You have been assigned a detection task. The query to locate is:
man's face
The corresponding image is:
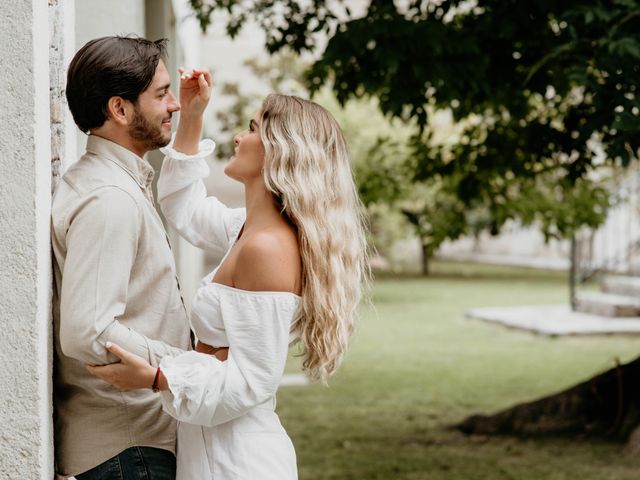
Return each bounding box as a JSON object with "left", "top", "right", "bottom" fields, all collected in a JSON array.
[{"left": 128, "top": 60, "right": 180, "bottom": 152}]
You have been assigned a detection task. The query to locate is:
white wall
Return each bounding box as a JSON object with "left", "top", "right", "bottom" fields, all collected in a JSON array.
[
  {"left": 0, "top": 0, "right": 56, "bottom": 477},
  {"left": 73, "top": 0, "right": 146, "bottom": 159},
  {"left": 437, "top": 223, "right": 571, "bottom": 270},
  {"left": 75, "top": 0, "right": 145, "bottom": 43}
]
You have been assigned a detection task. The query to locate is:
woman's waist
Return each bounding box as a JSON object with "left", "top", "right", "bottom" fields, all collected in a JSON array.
[
  {"left": 190, "top": 313, "right": 227, "bottom": 346},
  {"left": 180, "top": 397, "right": 281, "bottom": 437},
  {"left": 214, "top": 398, "right": 284, "bottom": 435}
]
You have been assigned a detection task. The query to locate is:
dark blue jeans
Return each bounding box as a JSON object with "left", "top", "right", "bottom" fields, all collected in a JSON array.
[{"left": 75, "top": 446, "right": 176, "bottom": 480}]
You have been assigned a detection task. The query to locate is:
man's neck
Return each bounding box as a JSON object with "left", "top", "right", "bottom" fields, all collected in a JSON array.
[{"left": 89, "top": 129, "right": 148, "bottom": 159}]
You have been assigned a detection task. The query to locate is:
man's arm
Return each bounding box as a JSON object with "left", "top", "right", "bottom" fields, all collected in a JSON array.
[{"left": 59, "top": 186, "right": 183, "bottom": 366}]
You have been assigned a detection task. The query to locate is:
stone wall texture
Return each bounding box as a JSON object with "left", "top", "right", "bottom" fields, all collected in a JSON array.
[
  {"left": 0, "top": 0, "right": 55, "bottom": 477},
  {"left": 0, "top": 2, "right": 192, "bottom": 476}
]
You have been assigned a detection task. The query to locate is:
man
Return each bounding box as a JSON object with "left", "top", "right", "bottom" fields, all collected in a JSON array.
[{"left": 52, "top": 36, "right": 191, "bottom": 479}]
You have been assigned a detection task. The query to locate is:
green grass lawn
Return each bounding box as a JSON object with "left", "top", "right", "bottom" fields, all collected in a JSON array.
[{"left": 278, "top": 261, "right": 640, "bottom": 480}]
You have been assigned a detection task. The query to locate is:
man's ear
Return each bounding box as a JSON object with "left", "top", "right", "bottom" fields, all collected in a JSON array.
[{"left": 106, "top": 96, "right": 135, "bottom": 126}]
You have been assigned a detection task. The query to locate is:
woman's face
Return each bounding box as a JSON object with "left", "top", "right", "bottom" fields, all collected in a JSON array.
[{"left": 225, "top": 111, "right": 265, "bottom": 183}]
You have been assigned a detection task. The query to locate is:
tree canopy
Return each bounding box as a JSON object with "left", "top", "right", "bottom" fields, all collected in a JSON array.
[
  {"left": 190, "top": 0, "right": 639, "bottom": 257},
  {"left": 311, "top": 1, "right": 639, "bottom": 227}
]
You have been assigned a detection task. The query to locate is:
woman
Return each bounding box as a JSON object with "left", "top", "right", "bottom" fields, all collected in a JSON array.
[{"left": 87, "top": 68, "right": 368, "bottom": 479}]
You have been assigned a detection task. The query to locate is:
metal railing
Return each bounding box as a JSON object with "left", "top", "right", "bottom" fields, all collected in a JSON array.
[{"left": 570, "top": 162, "right": 640, "bottom": 309}]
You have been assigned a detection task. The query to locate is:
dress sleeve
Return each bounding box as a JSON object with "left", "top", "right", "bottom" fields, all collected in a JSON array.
[
  {"left": 158, "top": 139, "right": 245, "bottom": 255},
  {"left": 159, "top": 288, "right": 299, "bottom": 427}
]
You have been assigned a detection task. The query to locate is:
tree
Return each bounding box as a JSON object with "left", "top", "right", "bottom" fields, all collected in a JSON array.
[
  {"left": 355, "top": 133, "right": 471, "bottom": 275},
  {"left": 309, "top": 0, "right": 638, "bottom": 240},
  {"left": 189, "top": 0, "right": 634, "bottom": 261},
  {"left": 456, "top": 357, "right": 640, "bottom": 452}
]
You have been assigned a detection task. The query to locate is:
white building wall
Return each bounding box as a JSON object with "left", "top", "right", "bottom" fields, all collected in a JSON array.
[
  {"left": 437, "top": 224, "right": 571, "bottom": 270},
  {"left": 75, "top": 0, "right": 145, "bottom": 42},
  {"left": 73, "top": 0, "right": 146, "bottom": 158},
  {"left": 0, "top": 0, "right": 56, "bottom": 477}
]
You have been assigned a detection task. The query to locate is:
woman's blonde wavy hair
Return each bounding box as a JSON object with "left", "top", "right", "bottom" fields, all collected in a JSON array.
[{"left": 258, "top": 94, "right": 369, "bottom": 383}]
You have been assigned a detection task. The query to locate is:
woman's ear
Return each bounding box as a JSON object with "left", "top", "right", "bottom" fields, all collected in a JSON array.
[{"left": 106, "top": 96, "right": 134, "bottom": 126}]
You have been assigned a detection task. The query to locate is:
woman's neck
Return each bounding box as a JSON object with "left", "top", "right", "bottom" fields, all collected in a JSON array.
[{"left": 242, "top": 179, "right": 283, "bottom": 232}]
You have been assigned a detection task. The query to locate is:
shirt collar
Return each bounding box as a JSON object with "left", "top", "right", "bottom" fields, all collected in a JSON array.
[{"left": 85, "top": 135, "right": 155, "bottom": 190}]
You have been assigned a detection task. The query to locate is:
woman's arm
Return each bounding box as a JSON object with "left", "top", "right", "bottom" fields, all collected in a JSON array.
[
  {"left": 173, "top": 68, "right": 209, "bottom": 155},
  {"left": 157, "top": 68, "right": 245, "bottom": 254},
  {"left": 85, "top": 341, "right": 228, "bottom": 391}
]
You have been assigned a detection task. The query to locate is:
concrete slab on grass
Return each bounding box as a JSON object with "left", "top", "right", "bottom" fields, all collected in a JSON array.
[{"left": 466, "top": 304, "right": 640, "bottom": 336}]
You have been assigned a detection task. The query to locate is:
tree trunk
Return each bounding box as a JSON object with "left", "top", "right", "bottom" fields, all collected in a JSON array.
[
  {"left": 455, "top": 357, "right": 640, "bottom": 447},
  {"left": 569, "top": 235, "right": 577, "bottom": 310},
  {"left": 421, "top": 243, "right": 430, "bottom": 276}
]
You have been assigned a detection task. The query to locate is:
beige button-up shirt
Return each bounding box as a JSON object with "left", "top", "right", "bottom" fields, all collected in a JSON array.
[{"left": 51, "top": 135, "right": 191, "bottom": 476}]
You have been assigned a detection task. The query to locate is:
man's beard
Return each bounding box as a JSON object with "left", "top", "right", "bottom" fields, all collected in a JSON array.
[{"left": 128, "top": 106, "right": 171, "bottom": 151}]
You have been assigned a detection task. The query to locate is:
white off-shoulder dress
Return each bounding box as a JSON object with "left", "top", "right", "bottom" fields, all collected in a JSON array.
[{"left": 157, "top": 140, "right": 300, "bottom": 480}]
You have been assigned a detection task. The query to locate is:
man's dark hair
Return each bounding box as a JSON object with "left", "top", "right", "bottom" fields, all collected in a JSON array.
[{"left": 66, "top": 36, "right": 168, "bottom": 133}]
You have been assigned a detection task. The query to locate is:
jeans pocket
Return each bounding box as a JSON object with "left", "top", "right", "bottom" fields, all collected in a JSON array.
[
  {"left": 75, "top": 455, "right": 122, "bottom": 480},
  {"left": 137, "top": 447, "right": 176, "bottom": 480},
  {"left": 76, "top": 447, "right": 175, "bottom": 480}
]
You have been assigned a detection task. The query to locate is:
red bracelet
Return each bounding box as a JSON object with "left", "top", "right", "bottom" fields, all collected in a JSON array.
[{"left": 152, "top": 367, "right": 162, "bottom": 393}]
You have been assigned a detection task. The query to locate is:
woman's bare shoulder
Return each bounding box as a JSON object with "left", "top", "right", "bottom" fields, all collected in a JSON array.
[{"left": 233, "top": 226, "right": 301, "bottom": 293}]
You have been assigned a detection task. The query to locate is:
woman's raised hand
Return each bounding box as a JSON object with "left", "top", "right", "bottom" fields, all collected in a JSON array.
[
  {"left": 173, "top": 68, "right": 212, "bottom": 155},
  {"left": 178, "top": 67, "right": 212, "bottom": 118},
  {"left": 85, "top": 342, "right": 157, "bottom": 391}
]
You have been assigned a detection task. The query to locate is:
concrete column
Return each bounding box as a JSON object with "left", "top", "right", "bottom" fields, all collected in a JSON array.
[{"left": 0, "top": 0, "right": 55, "bottom": 477}]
